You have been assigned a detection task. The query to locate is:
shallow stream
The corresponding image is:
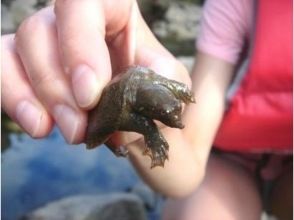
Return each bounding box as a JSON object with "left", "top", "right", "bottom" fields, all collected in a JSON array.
[{"left": 2, "top": 127, "right": 161, "bottom": 220}]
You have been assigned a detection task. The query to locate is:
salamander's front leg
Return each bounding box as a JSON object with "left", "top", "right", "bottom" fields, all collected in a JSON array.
[
  {"left": 119, "top": 113, "right": 169, "bottom": 168},
  {"left": 156, "top": 79, "right": 195, "bottom": 104},
  {"left": 143, "top": 130, "right": 169, "bottom": 168},
  {"left": 166, "top": 80, "right": 196, "bottom": 104}
]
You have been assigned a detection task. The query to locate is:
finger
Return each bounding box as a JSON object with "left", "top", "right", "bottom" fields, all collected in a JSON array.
[
  {"left": 54, "top": 0, "right": 110, "bottom": 108},
  {"left": 15, "top": 7, "right": 87, "bottom": 144},
  {"left": 54, "top": 0, "right": 136, "bottom": 108},
  {"left": 1, "top": 34, "right": 53, "bottom": 138}
]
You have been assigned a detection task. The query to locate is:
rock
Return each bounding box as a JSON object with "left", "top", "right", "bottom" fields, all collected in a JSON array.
[
  {"left": 10, "top": 0, "right": 38, "bottom": 27},
  {"left": 130, "top": 183, "right": 158, "bottom": 210},
  {"left": 261, "top": 212, "right": 278, "bottom": 220},
  {"left": 1, "top": 4, "right": 15, "bottom": 34},
  {"left": 151, "top": 2, "right": 202, "bottom": 56},
  {"left": 153, "top": 2, "right": 202, "bottom": 41},
  {"left": 1, "top": 0, "right": 52, "bottom": 33},
  {"left": 138, "top": 0, "right": 169, "bottom": 26},
  {"left": 2, "top": 0, "right": 14, "bottom": 7},
  {"left": 85, "top": 195, "right": 147, "bottom": 220},
  {"left": 21, "top": 193, "right": 147, "bottom": 220}
]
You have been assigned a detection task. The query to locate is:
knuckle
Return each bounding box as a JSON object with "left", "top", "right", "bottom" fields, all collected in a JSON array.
[
  {"left": 15, "top": 14, "right": 46, "bottom": 44},
  {"left": 33, "top": 74, "right": 66, "bottom": 106},
  {"left": 54, "top": 0, "right": 71, "bottom": 15},
  {"left": 30, "top": 71, "right": 56, "bottom": 91},
  {"left": 18, "top": 15, "right": 43, "bottom": 33}
]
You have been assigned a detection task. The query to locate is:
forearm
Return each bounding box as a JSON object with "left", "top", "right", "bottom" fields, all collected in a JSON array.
[{"left": 127, "top": 128, "right": 205, "bottom": 198}]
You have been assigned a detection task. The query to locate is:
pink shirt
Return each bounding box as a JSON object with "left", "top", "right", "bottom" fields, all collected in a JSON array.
[{"left": 197, "top": 0, "right": 254, "bottom": 64}]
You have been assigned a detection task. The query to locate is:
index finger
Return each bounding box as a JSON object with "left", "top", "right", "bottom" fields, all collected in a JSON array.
[
  {"left": 54, "top": 0, "right": 110, "bottom": 109},
  {"left": 54, "top": 0, "right": 136, "bottom": 109}
]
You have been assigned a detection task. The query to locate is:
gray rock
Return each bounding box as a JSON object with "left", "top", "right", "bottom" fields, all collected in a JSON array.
[
  {"left": 85, "top": 195, "right": 147, "bottom": 220},
  {"left": 22, "top": 193, "right": 147, "bottom": 220},
  {"left": 10, "top": 0, "right": 38, "bottom": 27},
  {"left": 1, "top": 0, "right": 52, "bottom": 33},
  {"left": 151, "top": 2, "right": 202, "bottom": 56},
  {"left": 138, "top": 0, "right": 169, "bottom": 25},
  {"left": 130, "top": 183, "right": 157, "bottom": 210},
  {"left": 153, "top": 2, "right": 202, "bottom": 41},
  {"left": 261, "top": 212, "right": 278, "bottom": 220},
  {"left": 1, "top": 4, "right": 16, "bottom": 34}
]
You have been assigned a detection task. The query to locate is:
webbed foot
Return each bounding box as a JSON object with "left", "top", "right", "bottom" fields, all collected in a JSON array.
[{"left": 144, "top": 132, "right": 169, "bottom": 168}]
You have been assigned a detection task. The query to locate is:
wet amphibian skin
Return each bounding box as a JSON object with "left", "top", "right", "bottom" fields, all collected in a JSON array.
[{"left": 85, "top": 66, "right": 195, "bottom": 168}]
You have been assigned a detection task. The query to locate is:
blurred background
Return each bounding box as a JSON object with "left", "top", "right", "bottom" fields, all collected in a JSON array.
[{"left": 1, "top": 0, "right": 203, "bottom": 220}]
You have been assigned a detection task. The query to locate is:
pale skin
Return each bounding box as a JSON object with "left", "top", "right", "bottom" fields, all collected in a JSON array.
[{"left": 1, "top": 0, "right": 291, "bottom": 219}]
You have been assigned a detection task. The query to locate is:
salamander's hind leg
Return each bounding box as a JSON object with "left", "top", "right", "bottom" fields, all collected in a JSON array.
[{"left": 119, "top": 113, "right": 169, "bottom": 168}]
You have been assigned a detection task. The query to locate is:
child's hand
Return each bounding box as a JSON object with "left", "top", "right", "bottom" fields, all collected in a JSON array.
[{"left": 1, "top": 0, "right": 190, "bottom": 144}]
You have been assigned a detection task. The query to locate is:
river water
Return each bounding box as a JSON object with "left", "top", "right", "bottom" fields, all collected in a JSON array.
[{"left": 2, "top": 128, "right": 162, "bottom": 220}]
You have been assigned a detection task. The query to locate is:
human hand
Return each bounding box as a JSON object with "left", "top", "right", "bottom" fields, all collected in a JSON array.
[{"left": 1, "top": 0, "right": 191, "bottom": 145}]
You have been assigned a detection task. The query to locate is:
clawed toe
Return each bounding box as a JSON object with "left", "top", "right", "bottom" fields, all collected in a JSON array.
[
  {"left": 143, "top": 147, "right": 152, "bottom": 158},
  {"left": 143, "top": 144, "right": 169, "bottom": 168},
  {"left": 183, "top": 92, "right": 196, "bottom": 104},
  {"left": 165, "top": 80, "right": 195, "bottom": 104},
  {"left": 179, "top": 89, "right": 196, "bottom": 104}
]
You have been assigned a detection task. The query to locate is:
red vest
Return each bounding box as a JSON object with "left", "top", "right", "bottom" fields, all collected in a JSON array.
[{"left": 214, "top": 0, "right": 293, "bottom": 153}]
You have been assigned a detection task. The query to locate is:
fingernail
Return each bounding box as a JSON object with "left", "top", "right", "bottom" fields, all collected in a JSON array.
[
  {"left": 16, "top": 100, "right": 42, "bottom": 137},
  {"left": 53, "top": 104, "right": 79, "bottom": 144},
  {"left": 72, "top": 65, "right": 99, "bottom": 108}
]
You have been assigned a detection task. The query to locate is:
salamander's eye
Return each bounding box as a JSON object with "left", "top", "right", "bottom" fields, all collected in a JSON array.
[{"left": 160, "top": 110, "right": 166, "bottom": 115}]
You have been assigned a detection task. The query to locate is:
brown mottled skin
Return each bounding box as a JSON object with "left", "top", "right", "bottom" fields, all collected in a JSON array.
[{"left": 85, "top": 66, "right": 195, "bottom": 168}]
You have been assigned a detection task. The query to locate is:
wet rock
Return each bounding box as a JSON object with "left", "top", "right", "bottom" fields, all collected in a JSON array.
[{"left": 22, "top": 193, "right": 147, "bottom": 220}]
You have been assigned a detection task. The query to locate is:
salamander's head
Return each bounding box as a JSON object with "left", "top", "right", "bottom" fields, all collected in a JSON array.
[{"left": 135, "top": 85, "right": 184, "bottom": 129}]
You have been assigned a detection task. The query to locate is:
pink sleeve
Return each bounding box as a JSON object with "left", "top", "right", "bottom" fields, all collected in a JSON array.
[{"left": 196, "top": 0, "right": 253, "bottom": 64}]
